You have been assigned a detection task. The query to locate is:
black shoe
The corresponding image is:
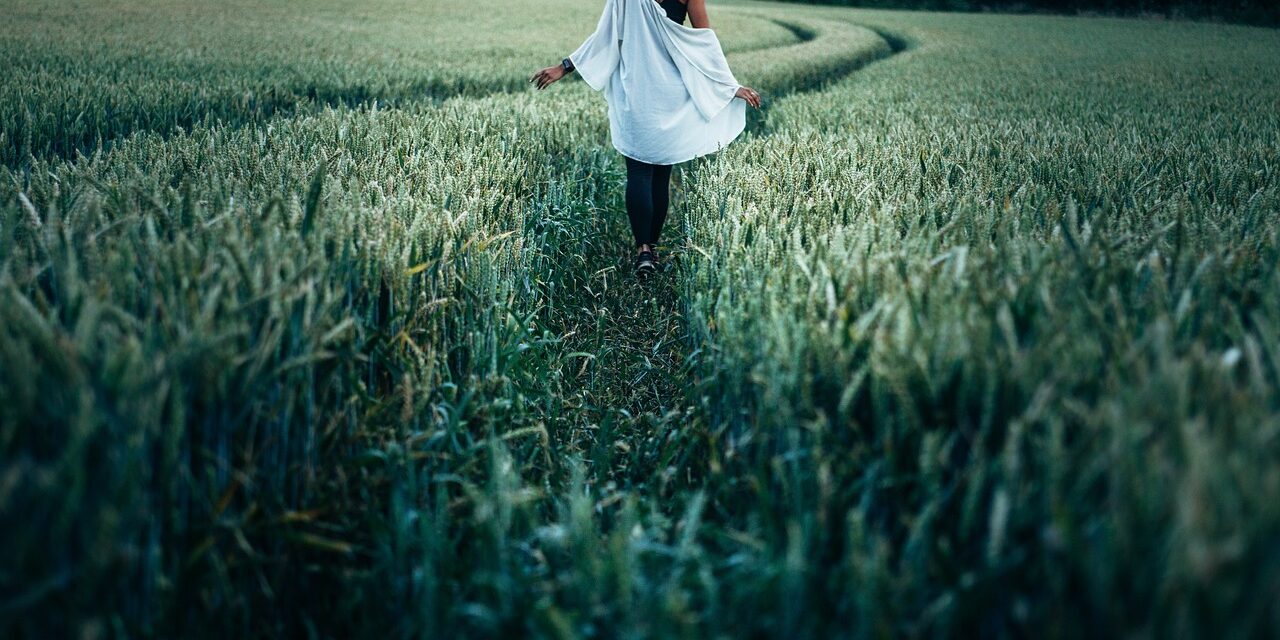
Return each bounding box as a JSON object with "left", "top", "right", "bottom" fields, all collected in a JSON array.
[{"left": 635, "top": 250, "right": 657, "bottom": 277}]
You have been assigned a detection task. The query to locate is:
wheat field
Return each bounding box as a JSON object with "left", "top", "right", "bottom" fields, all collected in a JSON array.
[{"left": 2, "top": 0, "right": 1278, "bottom": 636}]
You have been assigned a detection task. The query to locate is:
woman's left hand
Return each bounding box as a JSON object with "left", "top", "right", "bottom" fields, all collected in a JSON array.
[
  {"left": 531, "top": 65, "right": 567, "bottom": 90},
  {"left": 735, "top": 86, "right": 761, "bottom": 109}
]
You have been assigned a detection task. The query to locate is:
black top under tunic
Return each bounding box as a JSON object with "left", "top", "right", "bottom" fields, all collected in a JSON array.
[{"left": 657, "top": 0, "right": 687, "bottom": 24}]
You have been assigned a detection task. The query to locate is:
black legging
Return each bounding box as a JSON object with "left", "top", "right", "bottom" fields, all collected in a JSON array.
[{"left": 624, "top": 156, "right": 673, "bottom": 248}]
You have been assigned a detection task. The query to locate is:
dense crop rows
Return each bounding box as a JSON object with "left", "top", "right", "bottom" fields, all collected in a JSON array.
[
  {"left": 2, "top": 96, "right": 603, "bottom": 635},
  {"left": 2, "top": 0, "right": 1278, "bottom": 637},
  {"left": 0, "top": 0, "right": 798, "bottom": 167},
  {"left": 679, "top": 9, "right": 1280, "bottom": 633},
  {"left": 768, "top": 0, "right": 1280, "bottom": 28}
]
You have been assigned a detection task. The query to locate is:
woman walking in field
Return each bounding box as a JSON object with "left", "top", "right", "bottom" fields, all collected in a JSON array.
[{"left": 531, "top": 0, "right": 761, "bottom": 277}]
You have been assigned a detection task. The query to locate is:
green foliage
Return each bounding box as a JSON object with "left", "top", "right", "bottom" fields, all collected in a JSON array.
[
  {"left": 1, "top": 0, "right": 1278, "bottom": 637},
  {"left": 679, "top": 9, "right": 1280, "bottom": 634},
  {"left": 760, "top": 0, "right": 1280, "bottom": 27},
  {"left": 0, "top": 0, "right": 799, "bottom": 168}
]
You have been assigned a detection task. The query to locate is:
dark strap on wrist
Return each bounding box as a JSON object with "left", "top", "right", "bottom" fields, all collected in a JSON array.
[{"left": 562, "top": 57, "right": 575, "bottom": 73}]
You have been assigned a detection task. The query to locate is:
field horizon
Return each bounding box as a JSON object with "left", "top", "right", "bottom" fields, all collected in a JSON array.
[{"left": 2, "top": 0, "right": 1278, "bottom": 637}]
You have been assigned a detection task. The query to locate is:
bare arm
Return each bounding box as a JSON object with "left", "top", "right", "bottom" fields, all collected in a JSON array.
[
  {"left": 687, "top": 0, "right": 710, "bottom": 29},
  {"left": 532, "top": 0, "right": 622, "bottom": 91},
  {"left": 684, "top": 0, "right": 760, "bottom": 108},
  {"left": 531, "top": 63, "right": 566, "bottom": 90}
]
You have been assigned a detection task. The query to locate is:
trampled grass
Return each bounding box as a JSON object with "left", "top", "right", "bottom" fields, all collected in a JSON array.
[{"left": 1, "top": 0, "right": 1278, "bottom": 637}]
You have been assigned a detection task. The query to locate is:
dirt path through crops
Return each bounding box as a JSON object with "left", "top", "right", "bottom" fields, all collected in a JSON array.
[{"left": 533, "top": 22, "right": 907, "bottom": 433}]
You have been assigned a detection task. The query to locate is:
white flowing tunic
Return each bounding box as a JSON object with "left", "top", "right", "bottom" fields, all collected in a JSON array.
[{"left": 568, "top": 0, "right": 747, "bottom": 165}]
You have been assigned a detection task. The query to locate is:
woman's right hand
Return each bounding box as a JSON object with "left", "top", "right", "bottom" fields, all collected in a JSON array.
[
  {"left": 531, "top": 65, "right": 568, "bottom": 90},
  {"left": 735, "top": 86, "right": 761, "bottom": 109}
]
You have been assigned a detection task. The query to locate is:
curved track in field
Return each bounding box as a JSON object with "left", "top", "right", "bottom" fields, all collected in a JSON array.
[
  {"left": 2, "top": 11, "right": 809, "bottom": 169},
  {"left": 527, "top": 15, "right": 907, "bottom": 429}
]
